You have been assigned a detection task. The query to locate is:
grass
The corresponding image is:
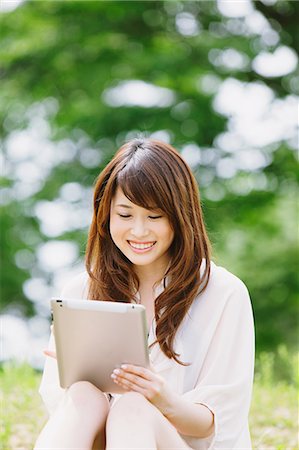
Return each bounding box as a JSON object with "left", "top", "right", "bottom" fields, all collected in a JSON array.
[
  {"left": 249, "top": 348, "right": 298, "bottom": 449},
  {"left": 1, "top": 364, "right": 47, "bottom": 450},
  {"left": 1, "top": 348, "right": 298, "bottom": 449}
]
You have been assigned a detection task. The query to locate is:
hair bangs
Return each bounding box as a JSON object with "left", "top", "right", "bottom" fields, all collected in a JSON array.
[{"left": 117, "top": 165, "right": 166, "bottom": 213}]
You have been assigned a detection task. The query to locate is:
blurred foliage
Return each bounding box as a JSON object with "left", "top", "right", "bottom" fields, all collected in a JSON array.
[{"left": 0, "top": 1, "right": 298, "bottom": 353}]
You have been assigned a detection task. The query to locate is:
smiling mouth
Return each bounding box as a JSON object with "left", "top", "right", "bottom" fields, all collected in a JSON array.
[{"left": 127, "top": 241, "right": 156, "bottom": 250}]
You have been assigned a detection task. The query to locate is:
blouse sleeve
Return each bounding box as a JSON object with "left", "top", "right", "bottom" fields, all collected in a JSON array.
[
  {"left": 38, "top": 328, "right": 65, "bottom": 415},
  {"left": 182, "top": 279, "right": 255, "bottom": 448},
  {"left": 38, "top": 272, "right": 89, "bottom": 415}
]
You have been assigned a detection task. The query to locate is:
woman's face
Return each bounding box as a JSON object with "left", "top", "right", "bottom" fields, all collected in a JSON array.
[{"left": 110, "top": 187, "right": 174, "bottom": 273}]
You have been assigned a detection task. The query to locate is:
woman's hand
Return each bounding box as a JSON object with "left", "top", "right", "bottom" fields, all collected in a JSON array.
[{"left": 111, "top": 364, "right": 176, "bottom": 415}]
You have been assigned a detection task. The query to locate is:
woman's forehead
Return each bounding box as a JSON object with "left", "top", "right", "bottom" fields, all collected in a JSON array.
[{"left": 112, "top": 187, "right": 132, "bottom": 206}]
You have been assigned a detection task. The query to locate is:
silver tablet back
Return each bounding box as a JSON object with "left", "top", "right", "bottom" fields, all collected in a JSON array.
[{"left": 51, "top": 298, "right": 149, "bottom": 393}]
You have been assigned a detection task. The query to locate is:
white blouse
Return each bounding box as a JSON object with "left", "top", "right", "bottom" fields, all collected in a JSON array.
[{"left": 39, "top": 261, "right": 255, "bottom": 449}]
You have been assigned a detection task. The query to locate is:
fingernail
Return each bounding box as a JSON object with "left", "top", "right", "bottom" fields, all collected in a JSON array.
[
  {"left": 121, "top": 364, "right": 127, "bottom": 370},
  {"left": 113, "top": 369, "right": 120, "bottom": 375}
]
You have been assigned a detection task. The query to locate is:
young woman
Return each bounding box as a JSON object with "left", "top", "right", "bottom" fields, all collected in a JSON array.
[{"left": 35, "top": 138, "right": 255, "bottom": 449}]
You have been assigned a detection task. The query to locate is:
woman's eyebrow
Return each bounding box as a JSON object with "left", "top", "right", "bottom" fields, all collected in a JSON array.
[{"left": 116, "top": 204, "right": 133, "bottom": 209}]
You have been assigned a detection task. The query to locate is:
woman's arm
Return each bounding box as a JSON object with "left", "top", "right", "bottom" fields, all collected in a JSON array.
[
  {"left": 158, "top": 390, "right": 214, "bottom": 438},
  {"left": 111, "top": 364, "right": 214, "bottom": 438}
]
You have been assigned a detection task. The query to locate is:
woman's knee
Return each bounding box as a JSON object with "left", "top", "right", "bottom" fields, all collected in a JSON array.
[
  {"left": 34, "top": 383, "right": 109, "bottom": 449},
  {"left": 66, "top": 381, "right": 109, "bottom": 416},
  {"left": 108, "top": 391, "right": 154, "bottom": 419}
]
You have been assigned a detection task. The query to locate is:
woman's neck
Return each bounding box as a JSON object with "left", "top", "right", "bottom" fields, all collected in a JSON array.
[{"left": 134, "top": 258, "right": 170, "bottom": 289}]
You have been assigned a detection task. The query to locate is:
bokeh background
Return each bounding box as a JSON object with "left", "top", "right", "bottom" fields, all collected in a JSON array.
[{"left": 1, "top": 0, "right": 298, "bottom": 387}]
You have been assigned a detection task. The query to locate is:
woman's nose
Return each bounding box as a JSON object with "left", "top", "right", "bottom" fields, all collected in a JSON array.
[{"left": 131, "top": 219, "right": 149, "bottom": 237}]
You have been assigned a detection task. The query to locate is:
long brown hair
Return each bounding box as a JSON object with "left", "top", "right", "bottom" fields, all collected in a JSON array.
[{"left": 85, "top": 138, "right": 211, "bottom": 364}]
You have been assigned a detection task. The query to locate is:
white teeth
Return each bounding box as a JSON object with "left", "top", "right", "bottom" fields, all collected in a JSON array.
[{"left": 129, "top": 241, "right": 156, "bottom": 250}]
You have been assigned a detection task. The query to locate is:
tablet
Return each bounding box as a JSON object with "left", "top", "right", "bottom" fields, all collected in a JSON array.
[{"left": 51, "top": 298, "right": 150, "bottom": 394}]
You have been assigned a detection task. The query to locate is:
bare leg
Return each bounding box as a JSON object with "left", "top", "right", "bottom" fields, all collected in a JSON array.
[
  {"left": 35, "top": 381, "right": 109, "bottom": 450},
  {"left": 106, "top": 392, "right": 191, "bottom": 450}
]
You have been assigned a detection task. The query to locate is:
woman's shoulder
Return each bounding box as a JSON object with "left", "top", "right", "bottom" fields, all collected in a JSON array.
[
  {"left": 60, "top": 270, "right": 89, "bottom": 299},
  {"left": 193, "top": 261, "right": 252, "bottom": 321},
  {"left": 209, "top": 260, "right": 247, "bottom": 288},
  {"left": 205, "top": 260, "right": 250, "bottom": 303}
]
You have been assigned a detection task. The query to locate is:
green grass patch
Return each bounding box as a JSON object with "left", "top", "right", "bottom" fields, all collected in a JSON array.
[
  {"left": 1, "top": 364, "right": 47, "bottom": 450},
  {"left": 249, "top": 347, "right": 298, "bottom": 449},
  {"left": 1, "top": 348, "right": 298, "bottom": 449}
]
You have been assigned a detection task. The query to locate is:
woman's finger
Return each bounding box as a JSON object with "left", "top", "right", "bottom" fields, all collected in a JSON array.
[
  {"left": 120, "top": 364, "right": 154, "bottom": 381},
  {"left": 111, "top": 371, "right": 149, "bottom": 395},
  {"left": 111, "top": 368, "right": 151, "bottom": 390},
  {"left": 43, "top": 349, "right": 57, "bottom": 359}
]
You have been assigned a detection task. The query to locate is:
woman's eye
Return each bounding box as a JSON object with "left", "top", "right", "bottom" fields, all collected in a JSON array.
[{"left": 117, "top": 213, "right": 162, "bottom": 220}]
